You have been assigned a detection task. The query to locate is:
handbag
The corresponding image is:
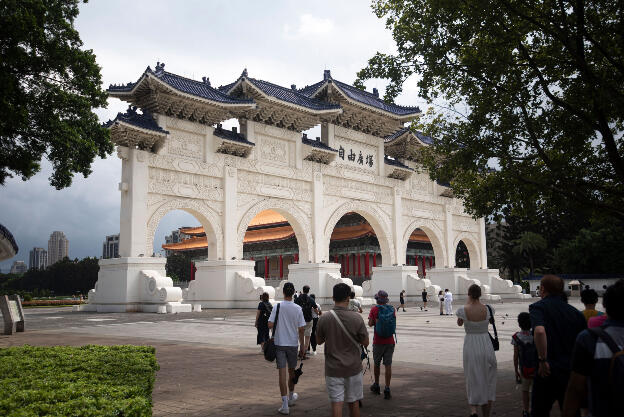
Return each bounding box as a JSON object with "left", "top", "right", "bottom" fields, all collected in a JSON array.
[
  {"left": 486, "top": 304, "right": 500, "bottom": 351},
  {"left": 263, "top": 303, "right": 280, "bottom": 362}
]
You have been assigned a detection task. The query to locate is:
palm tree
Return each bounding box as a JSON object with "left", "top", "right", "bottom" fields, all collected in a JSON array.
[{"left": 512, "top": 231, "right": 547, "bottom": 278}]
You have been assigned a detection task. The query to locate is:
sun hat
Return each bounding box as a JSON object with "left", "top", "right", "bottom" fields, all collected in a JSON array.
[{"left": 374, "top": 290, "right": 389, "bottom": 304}]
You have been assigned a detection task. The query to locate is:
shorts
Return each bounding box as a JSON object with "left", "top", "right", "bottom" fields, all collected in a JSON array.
[
  {"left": 521, "top": 376, "right": 533, "bottom": 392},
  {"left": 325, "top": 373, "right": 363, "bottom": 403},
  {"left": 372, "top": 344, "right": 395, "bottom": 366},
  {"left": 276, "top": 345, "right": 298, "bottom": 369},
  {"left": 304, "top": 321, "right": 313, "bottom": 337}
]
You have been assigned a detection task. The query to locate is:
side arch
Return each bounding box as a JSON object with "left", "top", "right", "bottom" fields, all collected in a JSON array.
[
  {"left": 146, "top": 197, "right": 223, "bottom": 260},
  {"left": 236, "top": 198, "right": 313, "bottom": 263},
  {"left": 323, "top": 200, "right": 395, "bottom": 266},
  {"left": 452, "top": 232, "right": 480, "bottom": 269},
  {"left": 402, "top": 218, "right": 447, "bottom": 268}
]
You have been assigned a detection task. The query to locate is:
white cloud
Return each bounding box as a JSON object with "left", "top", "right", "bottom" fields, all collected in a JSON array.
[{"left": 283, "top": 14, "right": 335, "bottom": 39}]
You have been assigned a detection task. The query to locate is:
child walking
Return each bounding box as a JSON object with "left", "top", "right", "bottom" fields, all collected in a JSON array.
[{"left": 511, "top": 312, "right": 536, "bottom": 417}]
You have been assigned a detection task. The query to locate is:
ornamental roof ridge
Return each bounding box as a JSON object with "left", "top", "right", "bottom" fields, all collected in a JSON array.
[
  {"left": 108, "top": 62, "right": 255, "bottom": 106},
  {"left": 299, "top": 70, "right": 421, "bottom": 118},
  {"left": 213, "top": 124, "right": 255, "bottom": 146},
  {"left": 103, "top": 106, "right": 169, "bottom": 134},
  {"left": 384, "top": 127, "right": 433, "bottom": 145},
  {"left": 220, "top": 70, "right": 342, "bottom": 112},
  {"left": 384, "top": 155, "right": 412, "bottom": 170},
  {"left": 301, "top": 133, "right": 337, "bottom": 152}
]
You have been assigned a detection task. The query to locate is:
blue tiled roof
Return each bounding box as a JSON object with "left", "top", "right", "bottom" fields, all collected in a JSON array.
[
  {"left": 384, "top": 127, "right": 434, "bottom": 145},
  {"left": 104, "top": 106, "right": 169, "bottom": 134},
  {"left": 108, "top": 63, "right": 254, "bottom": 105},
  {"left": 214, "top": 125, "right": 255, "bottom": 146},
  {"left": 301, "top": 135, "right": 337, "bottom": 152},
  {"left": 0, "top": 223, "right": 18, "bottom": 255},
  {"left": 220, "top": 72, "right": 341, "bottom": 112},
  {"left": 299, "top": 71, "right": 421, "bottom": 117},
  {"left": 384, "top": 156, "right": 412, "bottom": 170}
]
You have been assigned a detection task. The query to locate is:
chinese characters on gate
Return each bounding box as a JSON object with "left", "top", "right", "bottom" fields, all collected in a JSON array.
[{"left": 338, "top": 145, "right": 374, "bottom": 168}]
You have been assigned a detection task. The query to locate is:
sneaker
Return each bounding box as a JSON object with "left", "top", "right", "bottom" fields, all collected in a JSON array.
[
  {"left": 522, "top": 411, "right": 530, "bottom": 417},
  {"left": 288, "top": 393, "right": 298, "bottom": 407},
  {"left": 278, "top": 405, "right": 289, "bottom": 415},
  {"left": 383, "top": 387, "right": 391, "bottom": 399},
  {"left": 370, "top": 382, "right": 381, "bottom": 395},
  {"left": 312, "top": 351, "right": 317, "bottom": 355}
]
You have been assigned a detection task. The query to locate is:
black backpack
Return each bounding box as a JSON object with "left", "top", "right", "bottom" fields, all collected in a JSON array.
[
  {"left": 590, "top": 326, "right": 624, "bottom": 414},
  {"left": 513, "top": 333, "right": 537, "bottom": 378},
  {"left": 295, "top": 293, "right": 313, "bottom": 322}
]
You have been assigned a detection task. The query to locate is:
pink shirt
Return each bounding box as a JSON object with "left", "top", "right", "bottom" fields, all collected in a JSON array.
[{"left": 588, "top": 314, "right": 607, "bottom": 328}]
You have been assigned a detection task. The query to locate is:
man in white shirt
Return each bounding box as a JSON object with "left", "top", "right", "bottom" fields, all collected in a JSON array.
[
  {"left": 269, "top": 282, "right": 306, "bottom": 415},
  {"left": 444, "top": 289, "right": 453, "bottom": 315}
]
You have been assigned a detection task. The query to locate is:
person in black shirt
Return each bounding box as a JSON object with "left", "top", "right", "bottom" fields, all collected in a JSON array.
[
  {"left": 255, "top": 292, "right": 272, "bottom": 350},
  {"left": 529, "top": 275, "right": 586, "bottom": 417}
]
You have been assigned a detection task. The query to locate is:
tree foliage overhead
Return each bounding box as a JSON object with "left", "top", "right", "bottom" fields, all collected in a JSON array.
[
  {"left": 357, "top": 0, "right": 624, "bottom": 221},
  {"left": 0, "top": 0, "right": 111, "bottom": 189}
]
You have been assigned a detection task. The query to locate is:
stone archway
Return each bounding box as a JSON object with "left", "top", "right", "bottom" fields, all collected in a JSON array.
[
  {"left": 323, "top": 200, "right": 395, "bottom": 266},
  {"left": 146, "top": 198, "right": 223, "bottom": 260},
  {"left": 402, "top": 218, "right": 446, "bottom": 268},
  {"left": 453, "top": 233, "right": 480, "bottom": 269},
  {"left": 236, "top": 198, "right": 314, "bottom": 264}
]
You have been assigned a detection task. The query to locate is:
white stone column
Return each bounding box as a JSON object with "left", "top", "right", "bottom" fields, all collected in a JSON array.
[
  {"left": 479, "top": 217, "right": 488, "bottom": 269},
  {"left": 223, "top": 166, "right": 238, "bottom": 259},
  {"left": 445, "top": 204, "right": 455, "bottom": 268},
  {"left": 392, "top": 187, "right": 403, "bottom": 264},
  {"left": 312, "top": 172, "right": 324, "bottom": 263},
  {"left": 118, "top": 147, "right": 149, "bottom": 257},
  {"left": 378, "top": 141, "right": 385, "bottom": 177},
  {"left": 321, "top": 123, "right": 335, "bottom": 148}
]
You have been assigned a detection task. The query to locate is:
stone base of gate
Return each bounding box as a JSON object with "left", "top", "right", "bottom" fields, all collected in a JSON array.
[
  {"left": 365, "top": 266, "right": 441, "bottom": 302},
  {"left": 466, "top": 269, "right": 531, "bottom": 300},
  {"left": 182, "top": 259, "right": 276, "bottom": 309},
  {"left": 80, "top": 257, "right": 192, "bottom": 313},
  {"left": 279, "top": 263, "right": 370, "bottom": 306}
]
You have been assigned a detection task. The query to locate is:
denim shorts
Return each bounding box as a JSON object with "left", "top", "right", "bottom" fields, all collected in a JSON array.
[{"left": 275, "top": 345, "right": 298, "bottom": 369}]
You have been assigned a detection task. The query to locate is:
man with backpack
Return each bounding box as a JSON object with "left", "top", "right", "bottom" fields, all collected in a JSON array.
[
  {"left": 512, "top": 312, "right": 536, "bottom": 417},
  {"left": 562, "top": 278, "right": 624, "bottom": 417},
  {"left": 368, "top": 290, "right": 396, "bottom": 399},
  {"left": 294, "top": 285, "right": 317, "bottom": 359}
]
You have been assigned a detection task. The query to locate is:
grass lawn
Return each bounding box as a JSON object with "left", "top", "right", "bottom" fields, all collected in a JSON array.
[{"left": 0, "top": 345, "right": 159, "bottom": 416}]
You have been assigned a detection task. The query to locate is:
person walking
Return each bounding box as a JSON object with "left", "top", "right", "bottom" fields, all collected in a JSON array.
[
  {"left": 512, "top": 312, "right": 536, "bottom": 417},
  {"left": 456, "top": 284, "right": 497, "bottom": 417},
  {"left": 316, "top": 283, "right": 369, "bottom": 417},
  {"left": 294, "top": 285, "right": 317, "bottom": 359},
  {"left": 398, "top": 290, "right": 406, "bottom": 312},
  {"left": 309, "top": 294, "right": 321, "bottom": 356},
  {"left": 439, "top": 290, "right": 444, "bottom": 315},
  {"left": 563, "top": 279, "right": 624, "bottom": 417},
  {"left": 444, "top": 289, "right": 453, "bottom": 315},
  {"left": 529, "top": 275, "right": 586, "bottom": 417},
  {"left": 348, "top": 291, "right": 363, "bottom": 313},
  {"left": 256, "top": 292, "right": 273, "bottom": 351},
  {"left": 368, "top": 290, "right": 396, "bottom": 399},
  {"left": 268, "top": 282, "right": 306, "bottom": 415},
  {"left": 421, "top": 288, "right": 428, "bottom": 311}
]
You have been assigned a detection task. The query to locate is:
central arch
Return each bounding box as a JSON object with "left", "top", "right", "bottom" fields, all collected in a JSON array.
[
  {"left": 146, "top": 198, "right": 223, "bottom": 260},
  {"left": 323, "top": 201, "right": 395, "bottom": 266},
  {"left": 236, "top": 198, "right": 313, "bottom": 263}
]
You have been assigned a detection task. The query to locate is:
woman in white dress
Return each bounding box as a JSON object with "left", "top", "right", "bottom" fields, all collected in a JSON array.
[{"left": 456, "top": 284, "right": 497, "bottom": 417}]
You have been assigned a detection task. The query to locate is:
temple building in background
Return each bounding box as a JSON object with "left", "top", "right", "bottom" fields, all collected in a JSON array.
[
  {"left": 163, "top": 209, "right": 435, "bottom": 284},
  {"left": 47, "top": 231, "right": 69, "bottom": 265}
]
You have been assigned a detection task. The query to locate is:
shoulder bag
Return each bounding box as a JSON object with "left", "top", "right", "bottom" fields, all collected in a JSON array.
[
  {"left": 263, "top": 303, "right": 280, "bottom": 362},
  {"left": 330, "top": 310, "right": 368, "bottom": 361},
  {"left": 486, "top": 304, "right": 499, "bottom": 351}
]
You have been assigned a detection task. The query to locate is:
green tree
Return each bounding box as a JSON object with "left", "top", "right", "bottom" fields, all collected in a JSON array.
[
  {"left": 165, "top": 253, "right": 193, "bottom": 282},
  {"left": 512, "top": 231, "right": 547, "bottom": 277},
  {"left": 356, "top": 0, "right": 624, "bottom": 222},
  {"left": 0, "top": 0, "right": 111, "bottom": 188}
]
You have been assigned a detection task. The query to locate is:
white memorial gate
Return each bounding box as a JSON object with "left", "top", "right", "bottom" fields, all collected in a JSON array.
[{"left": 83, "top": 63, "right": 527, "bottom": 313}]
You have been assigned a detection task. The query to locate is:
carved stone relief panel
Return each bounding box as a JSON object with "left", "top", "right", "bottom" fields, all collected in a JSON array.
[
  {"left": 148, "top": 154, "right": 223, "bottom": 178},
  {"left": 258, "top": 135, "right": 289, "bottom": 166},
  {"left": 148, "top": 167, "right": 224, "bottom": 201},
  {"left": 165, "top": 129, "right": 204, "bottom": 159},
  {"left": 402, "top": 200, "right": 444, "bottom": 220},
  {"left": 237, "top": 170, "right": 312, "bottom": 202},
  {"left": 163, "top": 116, "right": 209, "bottom": 135},
  {"left": 323, "top": 174, "right": 392, "bottom": 203},
  {"left": 453, "top": 215, "right": 480, "bottom": 233}
]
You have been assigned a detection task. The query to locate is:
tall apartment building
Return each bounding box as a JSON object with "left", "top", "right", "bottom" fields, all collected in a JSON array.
[
  {"left": 29, "top": 247, "right": 48, "bottom": 270},
  {"left": 10, "top": 260, "right": 27, "bottom": 274},
  {"left": 102, "top": 234, "right": 120, "bottom": 259},
  {"left": 47, "top": 231, "right": 69, "bottom": 265}
]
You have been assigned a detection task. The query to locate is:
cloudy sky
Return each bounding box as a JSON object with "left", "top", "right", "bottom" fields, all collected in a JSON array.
[{"left": 1, "top": 0, "right": 427, "bottom": 272}]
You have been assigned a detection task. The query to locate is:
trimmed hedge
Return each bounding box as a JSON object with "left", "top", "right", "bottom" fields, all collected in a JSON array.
[
  {"left": 0, "top": 345, "right": 159, "bottom": 416},
  {"left": 22, "top": 299, "right": 84, "bottom": 307}
]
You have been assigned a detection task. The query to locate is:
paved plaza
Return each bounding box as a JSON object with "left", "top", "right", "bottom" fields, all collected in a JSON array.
[{"left": 0, "top": 299, "right": 576, "bottom": 416}]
